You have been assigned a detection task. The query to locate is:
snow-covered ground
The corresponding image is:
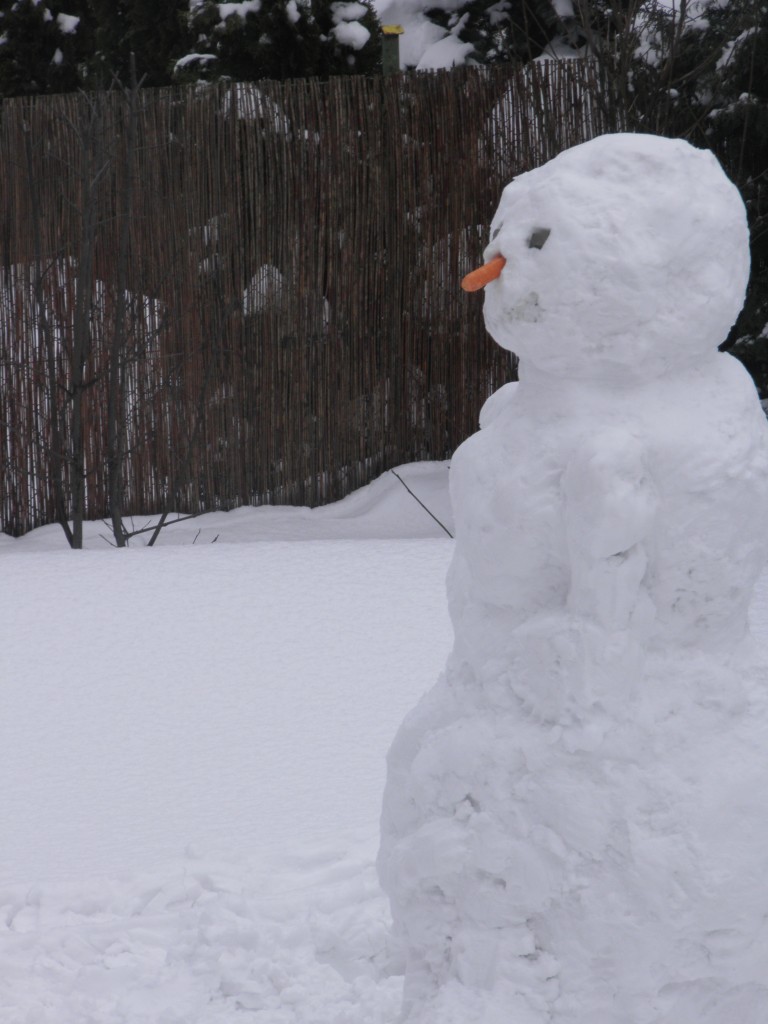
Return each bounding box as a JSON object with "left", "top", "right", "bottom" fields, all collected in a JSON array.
[
  {"left": 4, "top": 459, "right": 768, "bottom": 1022},
  {"left": 0, "top": 463, "right": 454, "bottom": 1024}
]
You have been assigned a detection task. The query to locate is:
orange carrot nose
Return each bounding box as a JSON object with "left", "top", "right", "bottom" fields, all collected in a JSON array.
[{"left": 461, "top": 255, "right": 507, "bottom": 292}]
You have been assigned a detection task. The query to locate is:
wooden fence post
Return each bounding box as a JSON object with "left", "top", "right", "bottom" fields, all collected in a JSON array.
[{"left": 381, "top": 26, "right": 404, "bottom": 76}]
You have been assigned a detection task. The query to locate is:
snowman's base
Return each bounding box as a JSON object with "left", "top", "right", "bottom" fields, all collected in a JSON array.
[
  {"left": 397, "top": 979, "right": 768, "bottom": 1024},
  {"left": 380, "top": 654, "right": 768, "bottom": 1024}
]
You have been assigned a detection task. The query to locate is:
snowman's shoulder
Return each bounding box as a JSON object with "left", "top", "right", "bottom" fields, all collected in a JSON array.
[
  {"left": 712, "top": 348, "right": 762, "bottom": 390},
  {"left": 638, "top": 353, "right": 768, "bottom": 485},
  {"left": 691, "top": 351, "right": 767, "bottom": 425},
  {"left": 650, "top": 351, "right": 763, "bottom": 420},
  {"left": 478, "top": 381, "right": 520, "bottom": 429}
]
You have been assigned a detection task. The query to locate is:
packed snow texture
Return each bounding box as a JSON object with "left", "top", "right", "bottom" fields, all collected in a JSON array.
[
  {"left": 378, "top": 134, "right": 768, "bottom": 1023},
  {"left": 218, "top": 0, "right": 262, "bottom": 22},
  {"left": 330, "top": 1, "right": 371, "bottom": 50},
  {"left": 55, "top": 13, "right": 80, "bottom": 33},
  {"left": 331, "top": 20, "right": 371, "bottom": 51},
  {"left": 0, "top": 464, "right": 454, "bottom": 1024},
  {"left": 414, "top": 32, "right": 474, "bottom": 71}
]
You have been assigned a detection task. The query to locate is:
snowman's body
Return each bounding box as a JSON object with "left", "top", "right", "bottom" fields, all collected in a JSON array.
[
  {"left": 451, "top": 353, "right": 768, "bottom": 670},
  {"left": 379, "top": 134, "right": 768, "bottom": 1023}
]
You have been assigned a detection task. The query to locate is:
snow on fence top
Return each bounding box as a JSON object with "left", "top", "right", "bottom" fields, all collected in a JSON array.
[{"left": 0, "top": 62, "right": 616, "bottom": 536}]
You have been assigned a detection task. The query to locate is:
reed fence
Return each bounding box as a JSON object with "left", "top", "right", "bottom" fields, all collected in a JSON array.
[{"left": 0, "top": 60, "right": 618, "bottom": 537}]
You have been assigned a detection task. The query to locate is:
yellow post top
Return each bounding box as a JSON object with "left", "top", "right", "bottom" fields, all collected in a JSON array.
[{"left": 382, "top": 25, "right": 404, "bottom": 35}]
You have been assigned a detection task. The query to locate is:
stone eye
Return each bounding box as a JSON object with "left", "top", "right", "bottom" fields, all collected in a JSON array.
[
  {"left": 528, "top": 228, "right": 550, "bottom": 250},
  {"left": 491, "top": 225, "right": 502, "bottom": 241}
]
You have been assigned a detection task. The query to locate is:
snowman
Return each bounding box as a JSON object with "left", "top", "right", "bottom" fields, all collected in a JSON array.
[{"left": 378, "top": 133, "right": 768, "bottom": 1024}]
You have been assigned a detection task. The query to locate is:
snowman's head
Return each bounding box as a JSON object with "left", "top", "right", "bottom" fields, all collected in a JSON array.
[{"left": 476, "top": 133, "right": 750, "bottom": 384}]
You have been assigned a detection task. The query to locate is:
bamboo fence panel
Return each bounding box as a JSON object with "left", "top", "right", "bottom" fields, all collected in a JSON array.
[{"left": 0, "top": 61, "right": 616, "bottom": 536}]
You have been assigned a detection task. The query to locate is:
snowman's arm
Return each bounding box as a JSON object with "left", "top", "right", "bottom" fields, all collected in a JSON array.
[{"left": 563, "top": 431, "right": 657, "bottom": 632}]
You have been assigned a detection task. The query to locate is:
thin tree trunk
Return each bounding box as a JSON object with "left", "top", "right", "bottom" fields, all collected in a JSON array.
[
  {"left": 70, "top": 94, "right": 110, "bottom": 548},
  {"left": 108, "top": 59, "right": 140, "bottom": 547}
]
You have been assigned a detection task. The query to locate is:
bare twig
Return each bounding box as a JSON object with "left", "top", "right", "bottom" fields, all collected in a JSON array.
[{"left": 390, "top": 469, "right": 453, "bottom": 538}]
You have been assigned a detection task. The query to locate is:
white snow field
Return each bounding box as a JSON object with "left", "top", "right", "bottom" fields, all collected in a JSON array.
[{"left": 0, "top": 463, "right": 455, "bottom": 1024}]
